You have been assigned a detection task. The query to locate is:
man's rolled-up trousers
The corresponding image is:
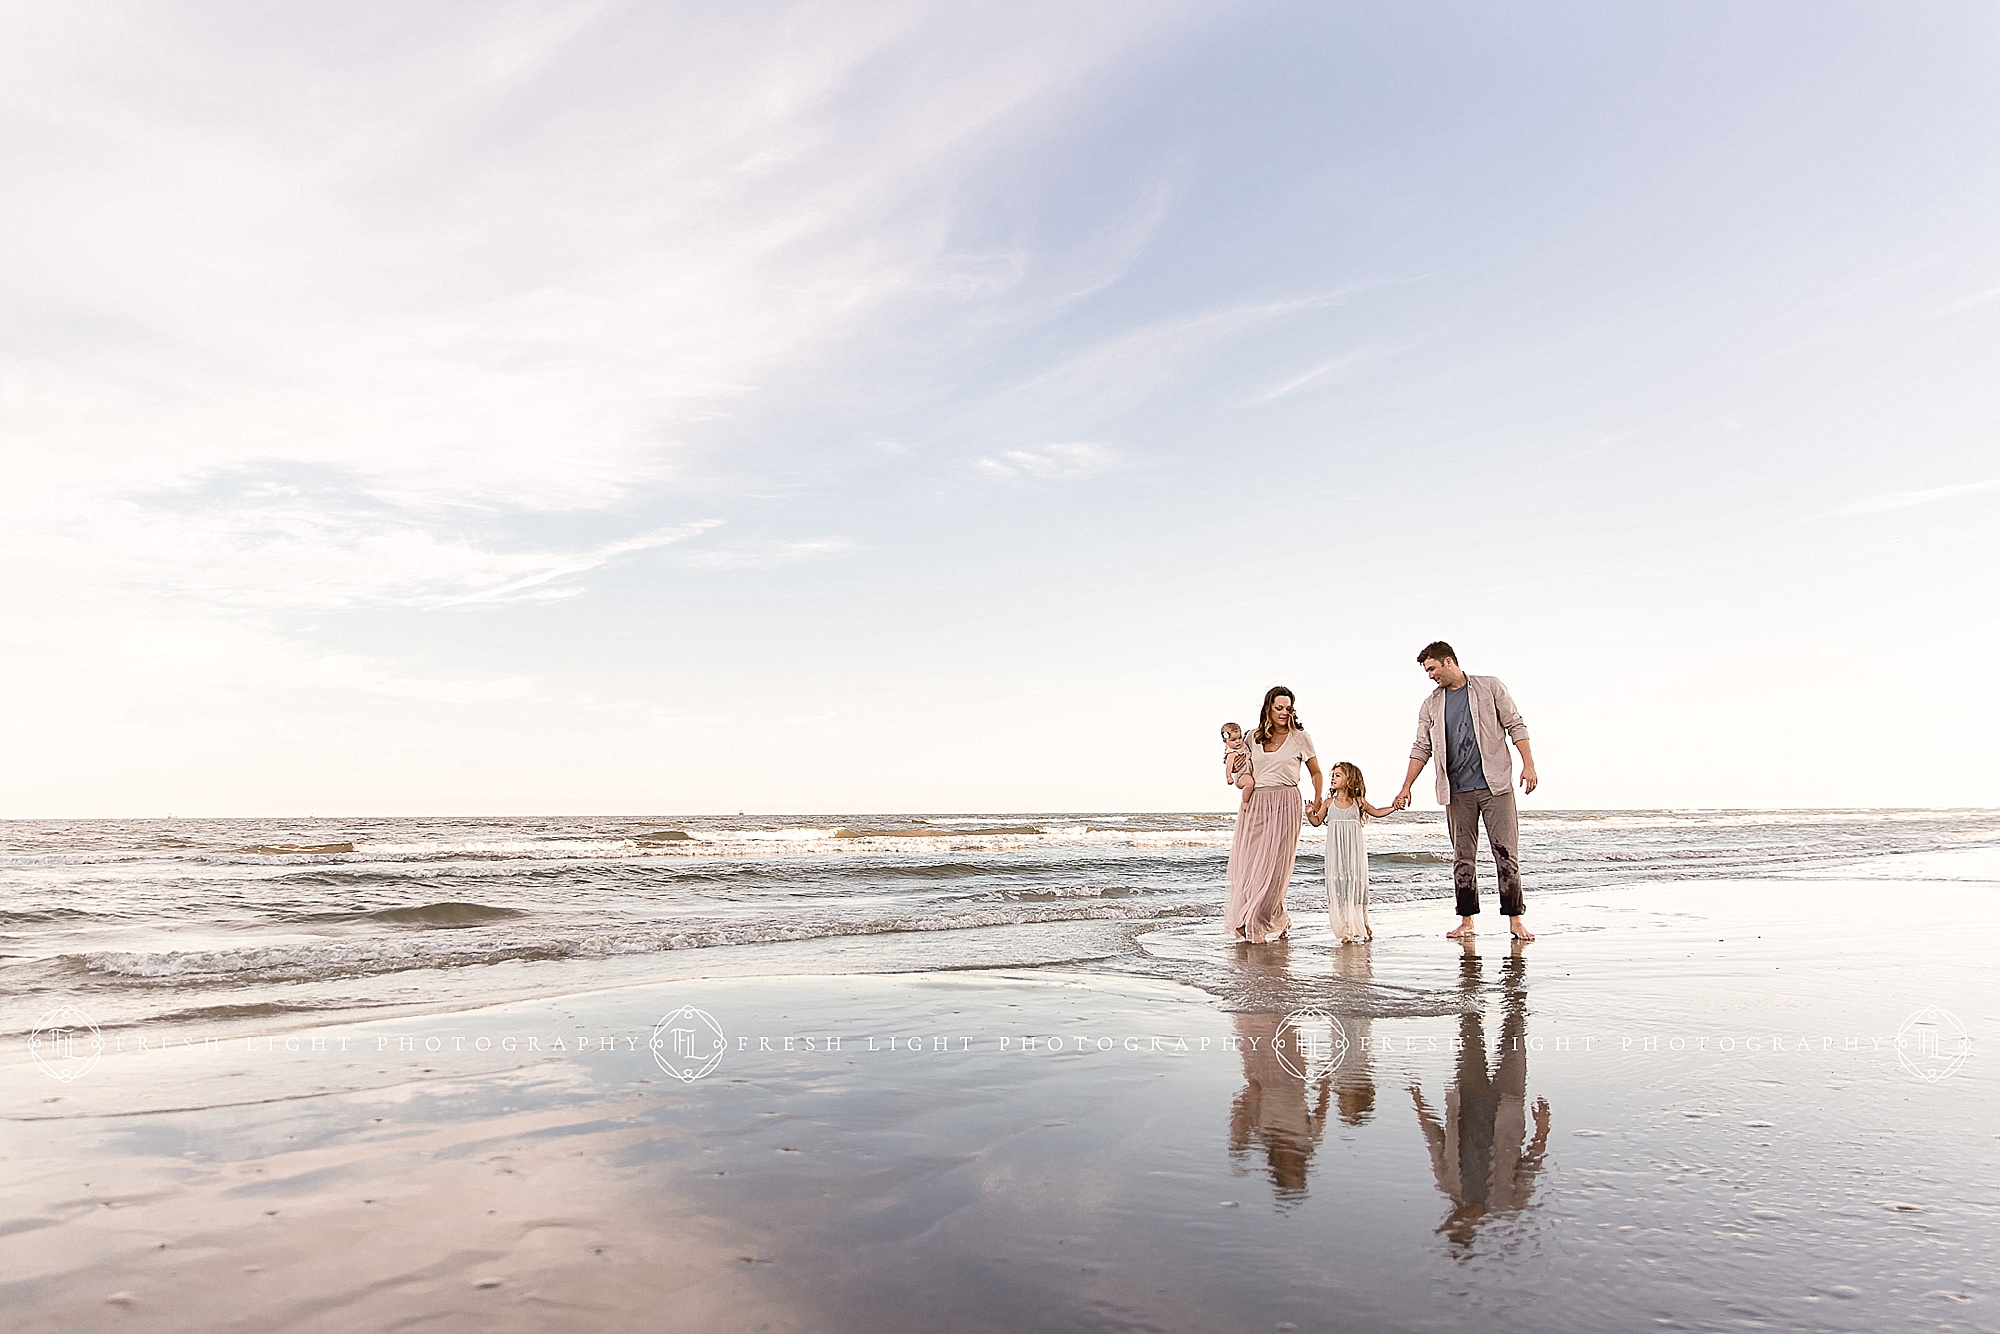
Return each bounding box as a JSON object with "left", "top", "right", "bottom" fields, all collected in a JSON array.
[{"left": 1446, "top": 787, "right": 1523, "bottom": 917}]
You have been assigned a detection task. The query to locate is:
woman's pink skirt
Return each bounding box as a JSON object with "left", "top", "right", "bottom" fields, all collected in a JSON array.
[{"left": 1225, "top": 785, "right": 1302, "bottom": 943}]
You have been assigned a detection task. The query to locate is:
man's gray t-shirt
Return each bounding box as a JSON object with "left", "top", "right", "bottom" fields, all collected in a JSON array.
[{"left": 1443, "top": 685, "right": 1487, "bottom": 794}]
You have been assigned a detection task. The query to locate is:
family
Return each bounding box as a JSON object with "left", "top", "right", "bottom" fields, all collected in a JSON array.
[{"left": 1221, "top": 641, "right": 1538, "bottom": 945}]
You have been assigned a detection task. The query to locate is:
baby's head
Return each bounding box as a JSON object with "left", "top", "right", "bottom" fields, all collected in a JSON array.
[{"left": 1220, "top": 722, "right": 1245, "bottom": 747}]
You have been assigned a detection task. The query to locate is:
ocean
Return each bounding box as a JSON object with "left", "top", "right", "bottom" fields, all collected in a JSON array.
[
  {"left": 7, "top": 807, "right": 1997, "bottom": 1038},
  {"left": 7, "top": 809, "right": 1998, "bottom": 1331}
]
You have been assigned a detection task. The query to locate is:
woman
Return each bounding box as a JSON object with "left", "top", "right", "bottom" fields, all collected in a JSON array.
[{"left": 1224, "top": 686, "right": 1324, "bottom": 943}]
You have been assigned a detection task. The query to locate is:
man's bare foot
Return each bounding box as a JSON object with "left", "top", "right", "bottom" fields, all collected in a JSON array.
[
  {"left": 1445, "top": 919, "right": 1475, "bottom": 938},
  {"left": 1510, "top": 924, "right": 1535, "bottom": 941}
]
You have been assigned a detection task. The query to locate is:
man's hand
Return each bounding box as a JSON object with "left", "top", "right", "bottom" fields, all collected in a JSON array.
[
  {"left": 1392, "top": 787, "right": 1412, "bottom": 811},
  {"left": 1519, "top": 766, "right": 1538, "bottom": 796}
]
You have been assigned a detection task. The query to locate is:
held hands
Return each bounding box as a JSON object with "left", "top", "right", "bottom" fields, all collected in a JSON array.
[{"left": 1391, "top": 787, "right": 1412, "bottom": 812}]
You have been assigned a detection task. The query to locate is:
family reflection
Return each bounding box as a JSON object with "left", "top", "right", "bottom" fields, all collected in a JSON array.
[
  {"left": 1409, "top": 942, "right": 1551, "bottom": 1246},
  {"left": 1224, "top": 939, "right": 1551, "bottom": 1243},
  {"left": 1227, "top": 1010, "right": 1328, "bottom": 1203},
  {"left": 1330, "top": 945, "right": 1377, "bottom": 1126},
  {"left": 1226, "top": 946, "right": 1378, "bottom": 1204}
]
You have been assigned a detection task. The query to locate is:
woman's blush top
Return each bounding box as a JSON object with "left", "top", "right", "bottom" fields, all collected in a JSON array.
[{"left": 1249, "top": 729, "right": 1316, "bottom": 787}]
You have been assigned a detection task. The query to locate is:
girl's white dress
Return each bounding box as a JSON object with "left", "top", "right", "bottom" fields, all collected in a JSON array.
[{"left": 1324, "top": 801, "right": 1370, "bottom": 941}]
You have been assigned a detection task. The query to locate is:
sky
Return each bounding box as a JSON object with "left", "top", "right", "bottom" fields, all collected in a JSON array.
[{"left": 3, "top": 1, "right": 1997, "bottom": 816}]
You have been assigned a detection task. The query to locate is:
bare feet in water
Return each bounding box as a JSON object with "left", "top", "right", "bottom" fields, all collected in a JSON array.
[
  {"left": 1509, "top": 917, "right": 1535, "bottom": 942},
  {"left": 1445, "top": 917, "right": 1475, "bottom": 939}
]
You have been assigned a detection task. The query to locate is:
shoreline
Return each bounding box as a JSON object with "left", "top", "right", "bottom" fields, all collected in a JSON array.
[
  {"left": 9, "top": 809, "right": 1994, "bottom": 1054},
  {"left": 7, "top": 804, "right": 1998, "bottom": 823},
  {"left": 4, "top": 862, "right": 1993, "bottom": 1331},
  {"left": 13, "top": 837, "right": 1997, "bottom": 1079}
]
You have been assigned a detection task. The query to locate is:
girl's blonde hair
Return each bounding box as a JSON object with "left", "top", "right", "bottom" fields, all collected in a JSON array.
[{"left": 1331, "top": 761, "right": 1368, "bottom": 817}]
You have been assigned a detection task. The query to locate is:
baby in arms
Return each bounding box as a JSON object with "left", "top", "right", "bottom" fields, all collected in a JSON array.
[{"left": 1221, "top": 723, "right": 1255, "bottom": 797}]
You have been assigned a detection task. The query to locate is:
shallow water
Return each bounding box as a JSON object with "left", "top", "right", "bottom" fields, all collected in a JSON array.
[
  {"left": 2, "top": 867, "right": 1992, "bottom": 1333},
  {"left": 5, "top": 809, "right": 1996, "bottom": 1038}
]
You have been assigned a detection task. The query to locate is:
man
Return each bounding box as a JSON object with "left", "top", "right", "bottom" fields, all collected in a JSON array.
[
  {"left": 1391, "top": 641, "right": 1538, "bottom": 941},
  {"left": 1409, "top": 941, "right": 1551, "bottom": 1245}
]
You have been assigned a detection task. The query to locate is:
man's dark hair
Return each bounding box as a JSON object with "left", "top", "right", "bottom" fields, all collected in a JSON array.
[{"left": 1417, "top": 641, "right": 1457, "bottom": 665}]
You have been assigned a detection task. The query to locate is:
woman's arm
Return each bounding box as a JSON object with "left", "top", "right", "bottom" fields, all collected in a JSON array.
[{"left": 1305, "top": 755, "right": 1324, "bottom": 807}]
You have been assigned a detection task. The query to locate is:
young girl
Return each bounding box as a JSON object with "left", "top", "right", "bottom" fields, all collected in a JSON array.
[{"left": 1314, "top": 761, "right": 1396, "bottom": 943}]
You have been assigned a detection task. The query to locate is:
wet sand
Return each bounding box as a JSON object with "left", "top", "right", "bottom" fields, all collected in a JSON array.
[{"left": 3, "top": 858, "right": 1995, "bottom": 1332}]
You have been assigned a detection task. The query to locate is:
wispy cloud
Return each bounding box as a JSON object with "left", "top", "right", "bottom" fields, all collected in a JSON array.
[
  {"left": 1831, "top": 478, "right": 2000, "bottom": 516},
  {"left": 930, "top": 176, "right": 1183, "bottom": 320},
  {"left": 118, "top": 468, "right": 725, "bottom": 610},
  {"left": 974, "top": 443, "right": 1122, "bottom": 482},
  {"left": 1034, "top": 292, "right": 1350, "bottom": 389},
  {"left": 277, "top": 652, "right": 541, "bottom": 704},
  {"left": 971, "top": 288, "right": 1369, "bottom": 431},
  {"left": 0, "top": 2, "right": 1190, "bottom": 779},
  {"left": 0, "top": 2, "right": 1185, "bottom": 534},
  {"left": 1247, "top": 344, "right": 1401, "bottom": 405},
  {"left": 1929, "top": 284, "right": 2000, "bottom": 319},
  {"left": 677, "top": 538, "right": 859, "bottom": 570},
  {"left": 432, "top": 523, "right": 727, "bottom": 606}
]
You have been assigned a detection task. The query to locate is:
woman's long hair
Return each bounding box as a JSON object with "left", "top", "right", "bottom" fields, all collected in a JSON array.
[
  {"left": 1331, "top": 761, "right": 1368, "bottom": 818},
  {"left": 1253, "top": 686, "right": 1302, "bottom": 746}
]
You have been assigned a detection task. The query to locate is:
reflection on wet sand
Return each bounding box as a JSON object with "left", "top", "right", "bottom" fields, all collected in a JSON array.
[
  {"left": 1227, "top": 943, "right": 1324, "bottom": 1203},
  {"left": 1227, "top": 942, "right": 1384, "bottom": 1202},
  {"left": 1228, "top": 1009, "right": 1329, "bottom": 1203},
  {"left": 1330, "top": 945, "right": 1376, "bottom": 1126},
  {"left": 1224, "top": 939, "right": 1550, "bottom": 1238},
  {"left": 1409, "top": 941, "right": 1551, "bottom": 1247}
]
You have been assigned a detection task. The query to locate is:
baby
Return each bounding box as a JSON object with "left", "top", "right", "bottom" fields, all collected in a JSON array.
[{"left": 1220, "top": 722, "right": 1255, "bottom": 796}]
